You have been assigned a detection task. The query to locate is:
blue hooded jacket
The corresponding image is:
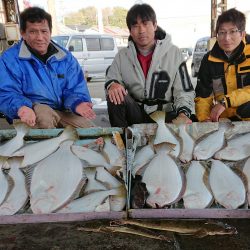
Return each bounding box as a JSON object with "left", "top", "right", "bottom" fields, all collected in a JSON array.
[{"left": 0, "top": 40, "right": 91, "bottom": 120}]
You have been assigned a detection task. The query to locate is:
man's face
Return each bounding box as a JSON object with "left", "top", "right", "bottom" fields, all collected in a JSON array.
[
  {"left": 130, "top": 17, "right": 157, "bottom": 50},
  {"left": 21, "top": 19, "right": 51, "bottom": 55},
  {"left": 217, "top": 22, "right": 245, "bottom": 54}
]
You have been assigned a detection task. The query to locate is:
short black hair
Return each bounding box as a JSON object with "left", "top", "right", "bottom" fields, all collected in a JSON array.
[
  {"left": 126, "top": 4, "right": 156, "bottom": 31},
  {"left": 20, "top": 7, "right": 52, "bottom": 32},
  {"left": 216, "top": 8, "right": 246, "bottom": 33}
]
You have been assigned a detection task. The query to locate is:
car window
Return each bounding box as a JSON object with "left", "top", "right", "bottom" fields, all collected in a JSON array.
[
  {"left": 100, "top": 38, "right": 114, "bottom": 51},
  {"left": 68, "top": 37, "right": 83, "bottom": 52},
  {"left": 86, "top": 38, "right": 101, "bottom": 51},
  {"left": 52, "top": 36, "right": 69, "bottom": 48}
]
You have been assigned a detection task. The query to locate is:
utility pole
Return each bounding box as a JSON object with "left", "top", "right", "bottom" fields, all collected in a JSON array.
[{"left": 211, "top": 0, "right": 227, "bottom": 37}]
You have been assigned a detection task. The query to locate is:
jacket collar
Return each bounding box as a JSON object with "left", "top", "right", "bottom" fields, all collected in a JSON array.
[
  {"left": 18, "top": 39, "right": 67, "bottom": 61},
  {"left": 209, "top": 35, "right": 250, "bottom": 63}
]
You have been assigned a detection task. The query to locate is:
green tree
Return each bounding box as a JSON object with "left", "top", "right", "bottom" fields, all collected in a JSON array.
[
  {"left": 108, "top": 7, "right": 127, "bottom": 28},
  {"left": 64, "top": 6, "right": 97, "bottom": 26},
  {"left": 64, "top": 6, "right": 127, "bottom": 28}
]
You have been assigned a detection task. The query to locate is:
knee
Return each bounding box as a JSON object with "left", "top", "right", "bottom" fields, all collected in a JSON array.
[{"left": 236, "top": 101, "right": 250, "bottom": 118}]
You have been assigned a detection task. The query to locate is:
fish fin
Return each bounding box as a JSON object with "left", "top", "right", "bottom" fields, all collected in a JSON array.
[
  {"left": 0, "top": 170, "right": 15, "bottom": 206},
  {"left": 13, "top": 122, "right": 30, "bottom": 136},
  {"left": 101, "top": 150, "right": 111, "bottom": 164},
  {"left": 232, "top": 167, "right": 248, "bottom": 192},
  {"left": 149, "top": 111, "right": 165, "bottom": 123},
  {"left": 153, "top": 142, "right": 176, "bottom": 153},
  {"left": 112, "top": 131, "right": 125, "bottom": 150},
  {"left": 22, "top": 164, "right": 36, "bottom": 195},
  {"left": 59, "top": 126, "right": 78, "bottom": 141}
]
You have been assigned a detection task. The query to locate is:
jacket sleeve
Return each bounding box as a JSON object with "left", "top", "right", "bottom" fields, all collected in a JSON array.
[
  {"left": 224, "top": 86, "right": 250, "bottom": 108},
  {"left": 105, "top": 52, "right": 125, "bottom": 89},
  {"left": 195, "top": 54, "right": 214, "bottom": 121},
  {"left": 63, "top": 54, "right": 92, "bottom": 112},
  {"left": 172, "top": 61, "right": 195, "bottom": 116},
  {"left": 0, "top": 59, "right": 33, "bottom": 119}
]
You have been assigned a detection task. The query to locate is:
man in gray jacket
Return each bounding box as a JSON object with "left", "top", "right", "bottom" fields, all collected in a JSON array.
[{"left": 105, "top": 4, "right": 195, "bottom": 127}]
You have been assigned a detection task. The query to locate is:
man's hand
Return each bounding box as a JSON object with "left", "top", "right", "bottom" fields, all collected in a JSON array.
[
  {"left": 18, "top": 106, "right": 36, "bottom": 127},
  {"left": 75, "top": 102, "right": 96, "bottom": 120},
  {"left": 172, "top": 113, "right": 192, "bottom": 125},
  {"left": 210, "top": 103, "right": 226, "bottom": 122},
  {"left": 107, "top": 82, "right": 127, "bottom": 105}
]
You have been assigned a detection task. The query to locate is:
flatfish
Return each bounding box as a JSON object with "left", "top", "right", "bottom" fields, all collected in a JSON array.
[
  {"left": 214, "top": 132, "right": 250, "bottom": 161},
  {"left": 0, "top": 122, "right": 30, "bottom": 157},
  {"left": 109, "top": 185, "right": 126, "bottom": 211},
  {"left": 142, "top": 145, "right": 185, "bottom": 208},
  {"left": 95, "top": 166, "right": 126, "bottom": 211},
  {"left": 13, "top": 126, "right": 78, "bottom": 167},
  {"left": 0, "top": 158, "right": 28, "bottom": 215},
  {"left": 71, "top": 145, "right": 113, "bottom": 171},
  {"left": 242, "top": 157, "right": 250, "bottom": 205},
  {"left": 178, "top": 124, "right": 195, "bottom": 163},
  {"left": 30, "top": 140, "right": 85, "bottom": 214},
  {"left": 95, "top": 197, "right": 110, "bottom": 212},
  {"left": 102, "top": 135, "right": 124, "bottom": 167},
  {"left": 209, "top": 159, "right": 246, "bottom": 209},
  {"left": 84, "top": 167, "right": 107, "bottom": 194},
  {"left": 0, "top": 157, "right": 13, "bottom": 206},
  {"left": 183, "top": 161, "right": 213, "bottom": 209},
  {"left": 132, "top": 144, "right": 155, "bottom": 177},
  {"left": 57, "top": 187, "right": 122, "bottom": 213},
  {"left": 150, "top": 111, "right": 180, "bottom": 157},
  {"left": 193, "top": 123, "right": 229, "bottom": 160},
  {"left": 95, "top": 166, "right": 122, "bottom": 189}
]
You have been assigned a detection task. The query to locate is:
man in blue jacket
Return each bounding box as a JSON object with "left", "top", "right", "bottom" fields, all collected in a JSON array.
[{"left": 0, "top": 7, "right": 96, "bottom": 128}]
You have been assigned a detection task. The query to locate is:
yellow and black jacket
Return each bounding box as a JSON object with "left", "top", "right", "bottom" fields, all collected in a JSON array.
[{"left": 195, "top": 35, "right": 250, "bottom": 121}]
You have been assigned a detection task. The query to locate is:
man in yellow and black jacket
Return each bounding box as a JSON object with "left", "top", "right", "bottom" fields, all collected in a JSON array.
[{"left": 195, "top": 8, "right": 250, "bottom": 122}]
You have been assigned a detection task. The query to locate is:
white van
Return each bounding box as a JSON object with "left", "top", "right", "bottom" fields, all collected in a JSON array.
[
  {"left": 52, "top": 34, "right": 118, "bottom": 81},
  {"left": 191, "top": 36, "right": 216, "bottom": 77}
]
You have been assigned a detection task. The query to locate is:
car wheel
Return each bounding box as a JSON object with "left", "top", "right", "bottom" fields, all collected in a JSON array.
[{"left": 191, "top": 65, "right": 197, "bottom": 77}]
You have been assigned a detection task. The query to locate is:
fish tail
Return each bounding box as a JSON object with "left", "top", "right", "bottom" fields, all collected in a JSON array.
[
  {"left": 149, "top": 111, "right": 165, "bottom": 123},
  {"left": 110, "top": 185, "right": 126, "bottom": 198},
  {"left": 14, "top": 122, "right": 30, "bottom": 137},
  {"left": 59, "top": 126, "right": 78, "bottom": 141}
]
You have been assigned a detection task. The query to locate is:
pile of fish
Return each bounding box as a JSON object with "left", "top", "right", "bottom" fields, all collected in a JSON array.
[
  {"left": 130, "top": 111, "right": 250, "bottom": 210},
  {"left": 0, "top": 123, "right": 126, "bottom": 215}
]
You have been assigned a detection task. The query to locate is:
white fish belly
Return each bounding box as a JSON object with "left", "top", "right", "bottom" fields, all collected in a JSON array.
[
  {"left": 0, "top": 168, "right": 10, "bottom": 206},
  {"left": 214, "top": 134, "right": 250, "bottom": 161},
  {"left": 183, "top": 161, "right": 213, "bottom": 209},
  {"left": 209, "top": 160, "right": 246, "bottom": 209},
  {"left": 193, "top": 129, "right": 225, "bottom": 160},
  {"left": 178, "top": 125, "right": 195, "bottom": 163},
  {"left": 0, "top": 158, "right": 28, "bottom": 215},
  {"left": 30, "top": 145, "right": 83, "bottom": 214},
  {"left": 142, "top": 153, "right": 184, "bottom": 208},
  {"left": 57, "top": 189, "right": 119, "bottom": 213}
]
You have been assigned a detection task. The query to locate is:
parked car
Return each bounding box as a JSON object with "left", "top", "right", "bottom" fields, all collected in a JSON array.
[
  {"left": 180, "top": 48, "right": 189, "bottom": 61},
  {"left": 191, "top": 36, "right": 210, "bottom": 77},
  {"left": 52, "top": 34, "right": 118, "bottom": 81}
]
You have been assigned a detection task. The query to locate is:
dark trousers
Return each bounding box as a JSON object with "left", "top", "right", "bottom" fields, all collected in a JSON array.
[
  {"left": 107, "top": 94, "right": 177, "bottom": 127},
  {"left": 236, "top": 101, "right": 250, "bottom": 119}
]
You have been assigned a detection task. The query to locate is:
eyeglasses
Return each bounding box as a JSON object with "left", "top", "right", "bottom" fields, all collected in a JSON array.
[{"left": 217, "top": 29, "right": 242, "bottom": 38}]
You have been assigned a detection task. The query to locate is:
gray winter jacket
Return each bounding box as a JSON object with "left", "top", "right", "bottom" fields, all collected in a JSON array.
[{"left": 105, "top": 29, "right": 195, "bottom": 115}]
